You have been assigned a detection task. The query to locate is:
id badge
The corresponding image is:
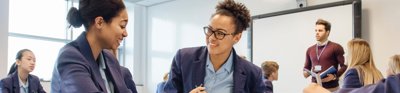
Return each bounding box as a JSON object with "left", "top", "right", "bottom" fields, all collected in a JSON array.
[{"left": 314, "top": 65, "right": 322, "bottom": 72}]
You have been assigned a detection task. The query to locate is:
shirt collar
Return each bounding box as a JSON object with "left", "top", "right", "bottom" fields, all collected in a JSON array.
[
  {"left": 98, "top": 52, "right": 106, "bottom": 69},
  {"left": 18, "top": 74, "right": 29, "bottom": 88},
  {"left": 206, "top": 51, "right": 234, "bottom": 73},
  {"left": 317, "top": 40, "right": 329, "bottom": 46}
]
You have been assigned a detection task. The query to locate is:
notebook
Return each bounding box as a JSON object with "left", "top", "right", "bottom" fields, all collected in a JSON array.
[{"left": 304, "top": 66, "right": 337, "bottom": 78}]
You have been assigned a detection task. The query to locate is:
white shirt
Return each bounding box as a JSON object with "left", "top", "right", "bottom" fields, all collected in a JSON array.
[
  {"left": 18, "top": 74, "right": 29, "bottom": 93},
  {"left": 99, "top": 53, "right": 114, "bottom": 93},
  {"left": 317, "top": 40, "right": 329, "bottom": 46}
]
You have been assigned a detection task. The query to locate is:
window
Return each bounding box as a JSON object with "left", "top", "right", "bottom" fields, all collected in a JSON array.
[
  {"left": 8, "top": 0, "right": 134, "bottom": 81},
  {"left": 8, "top": 37, "right": 65, "bottom": 80}
]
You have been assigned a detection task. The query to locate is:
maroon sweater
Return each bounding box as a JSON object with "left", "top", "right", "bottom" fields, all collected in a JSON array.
[{"left": 304, "top": 41, "right": 347, "bottom": 88}]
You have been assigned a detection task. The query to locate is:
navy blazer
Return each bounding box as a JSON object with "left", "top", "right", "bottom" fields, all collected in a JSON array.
[
  {"left": 0, "top": 71, "right": 46, "bottom": 93},
  {"left": 264, "top": 80, "right": 273, "bottom": 93},
  {"left": 335, "top": 74, "right": 400, "bottom": 93},
  {"left": 120, "top": 66, "right": 138, "bottom": 93},
  {"left": 164, "top": 46, "right": 267, "bottom": 93},
  {"left": 342, "top": 68, "right": 363, "bottom": 88},
  {"left": 51, "top": 32, "right": 131, "bottom": 93}
]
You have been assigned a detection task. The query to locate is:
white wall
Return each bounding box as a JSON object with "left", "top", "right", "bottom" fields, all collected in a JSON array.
[{"left": 0, "top": 0, "right": 9, "bottom": 79}]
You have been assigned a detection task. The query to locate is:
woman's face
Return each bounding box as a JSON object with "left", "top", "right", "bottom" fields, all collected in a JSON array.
[
  {"left": 206, "top": 14, "right": 242, "bottom": 55},
  {"left": 16, "top": 51, "right": 36, "bottom": 73},
  {"left": 99, "top": 9, "right": 129, "bottom": 50}
]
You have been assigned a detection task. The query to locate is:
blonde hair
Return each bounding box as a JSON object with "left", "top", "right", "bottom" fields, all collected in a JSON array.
[
  {"left": 388, "top": 54, "right": 400, "bottom": 75},
  {"left": 261, "top": 61, "right": 279, "bottom": 78},
  {"left": 163, "top": 72, "right": 169, "bottom": 82},
  {"left": 346, "top": 38, "right": 383, "bottom": 86}
]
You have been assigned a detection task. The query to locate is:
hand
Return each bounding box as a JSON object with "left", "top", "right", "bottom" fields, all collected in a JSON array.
[
  {"left": 321, "top": 74, "right": 335, "bottom": 82},
  {"left": 303, "top": 83, "right": 331, "bottom": 93},
  {"left": 189, "top": 86, "right": 207, "bottom": 93},
  {"left": 303, "top": 71, "right": 310, "bottom": 78}
]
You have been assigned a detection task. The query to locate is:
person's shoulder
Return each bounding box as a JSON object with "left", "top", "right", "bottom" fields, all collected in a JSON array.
[
  {"left": 237, "top": 58, "right": 262, "bottom": 73},
  {"left": 58, "top": 42, "right": 82, "bottom": 58},
  {"left": 120, "top": 66, "right": 130, "bottom": 75},
  {"left": 28, "top": 74, "right": 42, "bottom": 83},
  {"left": 0, "top": 75, "right": 13, "bottom": 85},
  {"left": 328, "top": 41, "right": 343, "bottom": 47},
  {"left": 178, "top": 46, "right": 206, "bottom": 54},
  {"left": 345, "top": 68, "right": 359, "bottom": 76},
  {"left": 306, "top": 44, "right": 316, "bottom": 51},
  {"left": 120, "top": 66, "right": 129, "bottom": 72}
]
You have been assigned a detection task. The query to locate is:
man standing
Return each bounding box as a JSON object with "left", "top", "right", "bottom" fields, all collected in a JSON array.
[{"left": 303, "top": 19, "right": 347, "bottom": 92}]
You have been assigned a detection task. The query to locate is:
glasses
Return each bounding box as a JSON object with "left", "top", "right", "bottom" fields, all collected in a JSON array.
[{"left": 203, "top": 26, "right": 235, "bottom": 40}]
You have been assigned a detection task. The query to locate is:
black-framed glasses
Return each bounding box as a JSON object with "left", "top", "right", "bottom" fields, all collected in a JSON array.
[{"left": 203, "top": 26, "right": 235, "bottom": 40}]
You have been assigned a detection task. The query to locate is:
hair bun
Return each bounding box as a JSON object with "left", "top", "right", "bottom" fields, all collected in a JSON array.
[
  {"left": 67, "top": 7, "right": 83, "bottom": 28},
  {"left": 216, "top": 0, "right": 251, "bottom": 32}
]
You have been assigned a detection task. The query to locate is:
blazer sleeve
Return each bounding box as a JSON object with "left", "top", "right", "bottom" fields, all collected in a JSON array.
[
  {"left": 342, "top": 68, "right": 363, "bottom": 88},
  {"left": 38, "top": 82, "right": 46, "bottom": 93},
  {"left": 0, "top": 79, "right": 11, "bottom": 93},
  {"left": 164, "top": 49, "right": 184, "bottom": 93},
  {"left": 56, "top": 49, "right": 102, "bottom": 93},
  {"left": 121, "top": 67, "right": 138, "bottom": 93},
  {"left": 335, "top": 74, "right": 400, "bottom": 93},
  {"left": 264, "top": 80, "right": 273, "bottom": 93},
  {"left": 31, "top": 75, "right": 46, "bottom": 93},
  {"left": 252, "top": 66, "right": 268, "bottom": 93}
]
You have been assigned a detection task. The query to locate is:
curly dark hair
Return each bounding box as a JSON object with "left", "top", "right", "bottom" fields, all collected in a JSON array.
[{"left": 213, "top": 0, "right": 251, "bottom": 34}]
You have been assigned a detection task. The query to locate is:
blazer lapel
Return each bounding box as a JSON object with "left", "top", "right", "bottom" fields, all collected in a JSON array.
[
  {"left": 28, "top": 75, "right": 37, "bottom": 93},
  {"left": 103, "top": 51, "right": 126, "bottom": 93},
  {"left": 75, "top": 32, "right": 106, "bottom": 92},
  {"left": 233, "top": 49, "right": 247, "bottom": 93},
  {"left": 191, "top": 47, "right": 207, "bottom": 87},
  {"left": 11, "top": 72, "right": 20, "bottom": 93}
]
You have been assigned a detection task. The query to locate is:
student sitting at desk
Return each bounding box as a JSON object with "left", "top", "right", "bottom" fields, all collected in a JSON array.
[
  {"left": 342, "top": 38, "right": 383, "bottom": 88},
  {"left": 0, "top": 49, "right": 46, "bottom": 93}
]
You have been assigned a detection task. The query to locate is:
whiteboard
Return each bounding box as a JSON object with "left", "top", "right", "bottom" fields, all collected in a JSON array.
[{"left": 251, "top": 0, "right": 361, "bottom": 92}]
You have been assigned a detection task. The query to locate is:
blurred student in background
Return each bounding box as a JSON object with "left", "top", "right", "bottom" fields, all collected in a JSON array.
[
  {"left": 156, "top": 73, "right": 169, "bottom": 93},
  {"left": 0, "top": 49, "right": 46, "bottom": 93},
  {"left": 387, "top": 54, "right": 400, "bottom": 76},
  {"left": 261, "top": 61, "right": 279, "bottom": 93}
]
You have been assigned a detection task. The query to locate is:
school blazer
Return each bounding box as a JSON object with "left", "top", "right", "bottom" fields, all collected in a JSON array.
[
  {"left": 51, "top": 32, "right": 131, "bottom": 93},
  {"left": 0, "top": 71, "right": 46, "bottom": 93},
  {"left": 164, "top": 46, "right": 267, "bottom": 93},
  {"left": 335, "top": 74, "right": 400, "bottom": 93}
]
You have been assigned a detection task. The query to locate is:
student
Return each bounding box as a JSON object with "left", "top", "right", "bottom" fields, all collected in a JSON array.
[
  {"left": 164, "top": 0, "right": 266, "bottom": 93},
  {"left": 261, "top": 61, "right": 279, "bottom": 93},
  {"left": 156, "top": 73, "right": 168, "bottom": 93},
  {"left": 0, "top": 49, "right": 46, "bottom": 93},
  {"left": 50, "top": 0, "right": 132, "bottom": 92},
  {"left": 387, "top": 54, "right": 400, "bottom": 76},
  {"left": 303, "top": 19, "right": 347, "bottom": 91},
  {"left": 342, "top": 38, "right": 383, "bottom": 88},
  {"left": 304, "top": 73, "right": 400, "bottom": 93}
]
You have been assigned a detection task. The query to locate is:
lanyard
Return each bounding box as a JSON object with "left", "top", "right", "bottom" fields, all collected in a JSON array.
[{"left": 316, "top": 42, "right": 328, "bottom": 63}]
